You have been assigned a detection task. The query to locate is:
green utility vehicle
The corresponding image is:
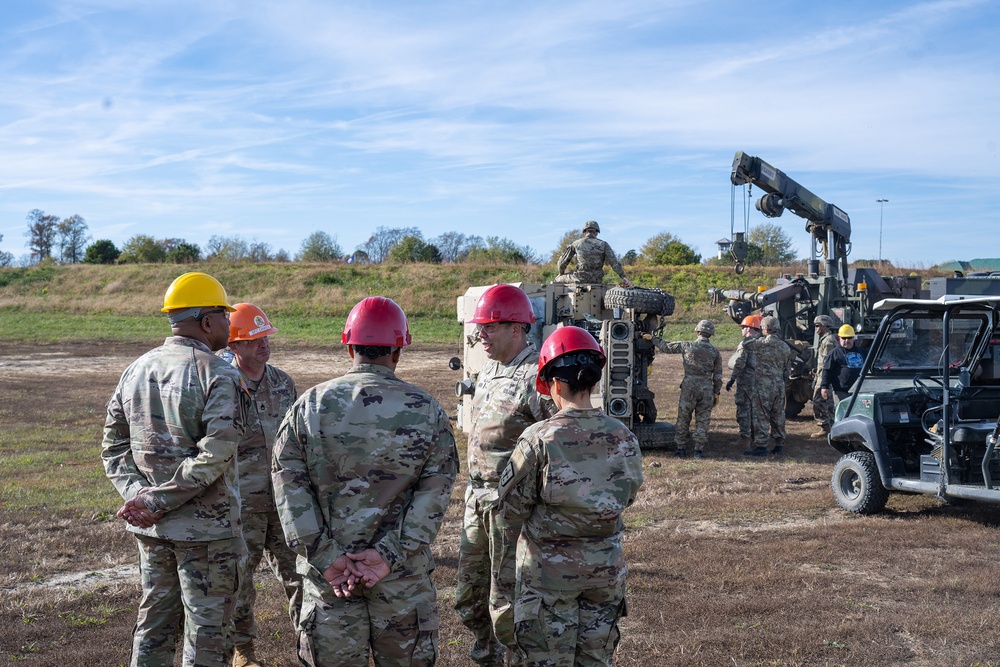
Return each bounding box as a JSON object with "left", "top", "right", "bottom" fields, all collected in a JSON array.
[{"left": 829, "top": 294, "right": 1000, "bottom": 514}]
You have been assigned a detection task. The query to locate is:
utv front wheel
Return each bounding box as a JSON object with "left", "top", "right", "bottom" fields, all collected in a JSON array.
[{"left": 831, "top": 451, "right": 889, "bottom": 514}]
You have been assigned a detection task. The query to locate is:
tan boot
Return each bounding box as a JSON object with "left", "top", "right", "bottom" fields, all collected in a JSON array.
[
  {"left": 233, "top": 643, "right": 261, "bottom": 667},
  {"left": 810, "top": 426, "right": 830, "bottom": 438}
]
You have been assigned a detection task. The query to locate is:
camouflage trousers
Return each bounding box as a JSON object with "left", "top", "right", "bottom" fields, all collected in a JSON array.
[
  {"left": 455, "top": 484, "right": 515, "bottom": 665},
  {"left": 233, "top": 510, "right": 302, "bottom": 646},
  {"left": 752, "top": 384, "right": 787, "bottom": 447},
  {"left": 675, "top": 380, "right": 715, "bottom": 449},
  {"left": 553, "top": 271, "right": 603, "bottom": 284},
  {"left": 297, "top": 569, "right": 439, "bottom": 667},
  {"left": 131, "top": 534, "right": 244, "bottom": 667},
  {"left": 734, "top": 381, "right": 754, "bottom": 440},
  {"left": 811, "top": 381, "right": 835, "bottom": 428},
  {"left": 513, "top": 580, "right": 626, "bottom": 667}
]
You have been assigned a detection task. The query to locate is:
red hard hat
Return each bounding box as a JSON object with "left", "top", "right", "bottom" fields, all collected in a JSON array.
[
  {"left": 468, "top": 284, "right": 535, "bottom": 324},
  {"left": 341, "top": 297, "right": 412, "bottom": 347},
  {"left": 229, "top": 303, "right": 279, "bottom": 343},
  {"left": 536, "top": 325, "right": 606, "bottom": 395}
]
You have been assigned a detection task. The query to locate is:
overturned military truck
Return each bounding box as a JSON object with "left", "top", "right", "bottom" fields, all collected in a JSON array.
[{"left": 450, "top": 282, "right": 677, "bottom": 450}]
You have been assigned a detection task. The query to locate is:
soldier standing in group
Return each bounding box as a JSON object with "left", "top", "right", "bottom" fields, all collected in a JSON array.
[
  {"left": 554, "top": 220, "right": 633, "bottom": 286},
  {"left": 644, "top": 320, "right": 723, "bottom": 459},
  {"left": 740, "top": 316, "right": 795, "bottom": 456},
  {"left": 726, "top": 315, "right": 763, "bottom": 448},
  {"left": 271, "top": 297, "right": 458, "bottom": 667},
  {"left": 498, "top": 325, "right": 643, "bottom": 667},
  {"left": 810, "top": 315, "right": 838, "bottom": 438},
  {"left": 226, "top": 303, "right": 300, "bottom": 667},
  {"left": 455, "top": 284, "right": 556, "bottom": 666},
  {"left": 101, "top": 271, "right": 248, "bottom": 667}
]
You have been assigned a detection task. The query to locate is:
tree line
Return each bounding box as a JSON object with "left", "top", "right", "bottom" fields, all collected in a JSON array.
[{"left": 7, "top": 210, "right": 797, "bottom": 268}]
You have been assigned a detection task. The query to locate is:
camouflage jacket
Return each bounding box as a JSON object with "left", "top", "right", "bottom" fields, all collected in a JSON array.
[
  {"left": 652, "top": 335, "right": 723, "bottom": 394},
  {"left": 730, "top": 331, "right": 762, "bottom": 388},
  {"left": 233, "top": 362, "right": 297, "bottom": 514},
  {"left": 557, "top": 237, "right": 627, "bottom": 283},
  {"left": 468, "top": 344, "right": 555, "bottom": 486},
  {"left": 271, "top": 363, "right": 459, "bottom": 581},
  {"left": 740, "top": 334, "right": 794, "bottom": 390},
  {"left": 101, "top": 336, "right": 249, "bottom": 542},
  {"left": 498, "top": 407, "right": 643, "bottom": 590},
  {"left": 814, "top": 331, "right": 838, "bottom": 380}
]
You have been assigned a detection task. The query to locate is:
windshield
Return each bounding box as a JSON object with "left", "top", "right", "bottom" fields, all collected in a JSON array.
[{"left": 872, "top": 312, "right": 986, "bottom": 371}]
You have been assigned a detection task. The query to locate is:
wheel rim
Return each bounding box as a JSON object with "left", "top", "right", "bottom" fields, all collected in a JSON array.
[{"left": 838, "top": 469, "right": 862, "bottom": 500}]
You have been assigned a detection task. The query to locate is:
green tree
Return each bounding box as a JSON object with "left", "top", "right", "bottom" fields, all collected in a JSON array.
[
  {"left": 467, "top": 236, "right": 539, "bottom": 264},
  {"left": 550, "top": 229, "right": 580, "bottom": 264},
  {"left": 431, "top": 232, "right": 483, "bottom": 263},
  {"left": 167, "top": 242, "right": 201, "bottom": 264},
  {"left": 119, "top": 234, "right": 167, "bottom": 263},
  {"left": 57, "top": 214, "right": 90, "bottom": 264},
  {"left": 297, "top": 231, "right": 343, "bottom": 263},
  {"left": 746, "top": 222, "right": 796, "bottom": 266},
  {"left": 388, "top": 235, "right": 442, "bottom": 263},
  {"left": 84, "top": 239, "right": 121, "bottom": 264},
  {"left": 23, "top": 209, "right": 59, "bottom": 263},
  {"left": 360, "top": 226, "right": 420, "bottom": 263},
  {"left": 621, "top": 249, "right": 638, "bottom": 265},
  {"left": 640, "top": 232, "right": 701, "bottom": 265}
]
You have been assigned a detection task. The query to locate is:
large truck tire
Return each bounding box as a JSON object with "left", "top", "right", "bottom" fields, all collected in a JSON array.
[
  {"left": 631, "top": 421, "right": 675, "bottom": 450},
  {"left": 604, "top": 287, "right": 676, "bottom": 316}
]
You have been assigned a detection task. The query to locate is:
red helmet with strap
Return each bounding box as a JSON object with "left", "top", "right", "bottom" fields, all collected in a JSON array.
[
  {"left": 229, "top": 303, "right": 278, "bottom": 342},
  {"left": 536, "top": 325, "right": 606, "bottom": 395},
  {"left": 341, "top": 297, "right": 412, "bottom": 347},
  {"left": 468, "top": 284, "right": 535, "bottom": 324}
]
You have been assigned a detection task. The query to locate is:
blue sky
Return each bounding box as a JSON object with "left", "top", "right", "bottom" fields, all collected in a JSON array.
[{"left": 1, "top": 0, "right": 997, "bottom": 267}]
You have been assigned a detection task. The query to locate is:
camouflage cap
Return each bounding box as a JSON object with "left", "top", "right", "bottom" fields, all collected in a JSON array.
[
  {"left": 813, "top": 315, "right": 834, "bottom": 328},
  {"left": 583, "top": 220, "right": 600, "bottom": 233},
  {"left": 695, "top": 319, "right": 715, "bottom": 336}
]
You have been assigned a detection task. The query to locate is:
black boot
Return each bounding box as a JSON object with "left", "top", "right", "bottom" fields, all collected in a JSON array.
[
  {"left": 693, "top": 449, "right": 705, "bottom": 459},
  {"left": 674, "top": 448, "right": 687, "bottom": 458},
  {"left": 743, "top": 446, "right": 768, "bottom": 456},
  {"left": 770, "top": 445, "right": 784, "bottom": 455}
]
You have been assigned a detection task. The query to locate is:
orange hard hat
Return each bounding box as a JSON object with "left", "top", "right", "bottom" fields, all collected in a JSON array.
[
  {"left": 536, "top": 326, "right": 605, "bottom": 396},
  {"left": 740, "top": 314, "right": 762, "bottom": 329},
  {"left": 468, "top": 284, "right": 535, "bottom": 324},
  {"left": 229, "top": 303, "right": 278, "bottom": 343},
  {"left": 341, "top": 297, "right": 412, "bottom": 347}
]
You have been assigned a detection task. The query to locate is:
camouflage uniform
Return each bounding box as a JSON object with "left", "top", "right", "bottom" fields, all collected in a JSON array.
[
  {"left": 729, "top": 330, "right": 762, "bottom": 441},
  {"left": 555, "top": 237, "right": 628, "bottom": 284},
  {"left": 811, "top": 330, "right": 837, "bottom": 429},
  {"left": 739, "top": 334, "right": 794, "bottom": 448},
  {"left": 651, "top": 335, "right": 723, "bottom": 451},
  {"left": 498, "top": 408, "right": 644, "bottom": 667},
  {"left": 231, "top": 362, "right": 301, "bottom": 648},
  {"left": 455, "top": 344, "right": 555, "bottom": 665},
  {"left": 101, "top": 336, "right": 248, "bottom": 667},
  {"left": 272, "top": 363, "right": 458, "bottom": 667}
]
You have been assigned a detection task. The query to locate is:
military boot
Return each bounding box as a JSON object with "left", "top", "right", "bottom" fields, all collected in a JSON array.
[
  {"left": 674, "top": 448, "right": 687, "bottom": 458},
  {"left": 693, "top": 450, "right": 705, "bottom": 459},
  {"left": 810, "top": 425, "right": 830, "bottom": 438},
  {"left": 233, "top": 643, "right": 261, "bottom": 667},
  {"left": 743, "top": 446, "right": 768, "bottom": 457},
  {"left": 737, "top": 436, "right": 751, "bottom": 447},
  {"left": 770, "top": 445, "right": 784, "bottom": 456}
]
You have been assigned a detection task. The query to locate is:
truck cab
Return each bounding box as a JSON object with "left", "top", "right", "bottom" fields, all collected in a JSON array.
[{"left": 829, "top": 295, "right": 1000, "bottom": 513}]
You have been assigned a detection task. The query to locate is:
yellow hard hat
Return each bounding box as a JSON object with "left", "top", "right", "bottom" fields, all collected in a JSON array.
[
  {"left": 838, "top": 324, "right": 856, "bottom": 338},
  {"left": 162, "top": 272, "right": 236, "bottom": 313}
]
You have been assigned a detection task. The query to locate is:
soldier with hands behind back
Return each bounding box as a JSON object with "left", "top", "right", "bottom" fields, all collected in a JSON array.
[
  {"left": 271, "top": 297, "right": 458, "bottom": 667},
  {"left": 101, "top": 271, "right": 249, "bottom": 667}
]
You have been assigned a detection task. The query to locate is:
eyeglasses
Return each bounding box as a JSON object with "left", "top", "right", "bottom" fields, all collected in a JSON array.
[
  {"left": 195, "top": 308, "right": 228, "bottom": 322},
  {"left": 475, "top": 322, "right": 512, "bottom": 335}
]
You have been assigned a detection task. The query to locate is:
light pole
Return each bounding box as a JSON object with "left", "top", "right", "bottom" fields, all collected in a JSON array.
[{"left": 876, "top": 199, "right": 888, "bottom": 268}]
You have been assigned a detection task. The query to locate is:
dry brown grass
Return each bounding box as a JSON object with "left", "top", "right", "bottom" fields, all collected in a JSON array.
[{"left": 4, "top": 340, "right": 1000, "bottom": 666}]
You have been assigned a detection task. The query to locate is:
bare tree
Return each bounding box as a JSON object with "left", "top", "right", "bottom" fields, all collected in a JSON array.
[
  {"left": 23, "top": 209, "right": 59, "bottom": 263},
  {"left": 0, "top": 234, "right": 13, "bottom": 267},
  {"left": 431, "top": 232, "right": 484, "bottom": 263},
  {"left": 205, "top": 235, "right": 250, "bottom": 262},
  {"left": 248, "top": 240, "right": 273, "bottom": 263},
  {"left": 57, "top": 214, "right": 91, "bottom": 264},
  {"left": 361, "top": 226, "right": 420, "bottom": 264}
]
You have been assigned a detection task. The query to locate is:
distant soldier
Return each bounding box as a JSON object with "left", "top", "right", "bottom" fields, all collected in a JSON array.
[
  {"left": 226, "top": 303, "right": 300, "bottom": 667},
  {"left": 271, "top": 297, "right": 458, "bottom": 667},
  {"left": 739, "top": 316, "right": 795, "bottom": 456},
  {"left": 810, "top": 315, "right": 837, "bottom": 438},
  {"left": 725, "top": 314, "right": 763, "bottom": 448},
  {"left": 455, "top": 284, "right": 556, "bottom": 665},
  {"left": 555, "top": 220, "right": 633, "bottom": 286},
  {"left": 498, "top": 325, "right": 643, "bottom": 667},
  {"left": 644, "top": 320, "right": 723, "bottom": 458},
  {"left": 101, "top": 271, "right": 248, "bottom": 667}
]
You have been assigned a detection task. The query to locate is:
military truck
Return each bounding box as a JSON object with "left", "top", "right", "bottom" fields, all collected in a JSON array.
[
  {"left": 709, "top": 151, "right": 922, "bottom": 416},
  {"left": 450, "top": 282, "right": 677, "bottom": 449},
  {"left": 829, "top": 293, "right": 1000, "bottom": 514}
]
